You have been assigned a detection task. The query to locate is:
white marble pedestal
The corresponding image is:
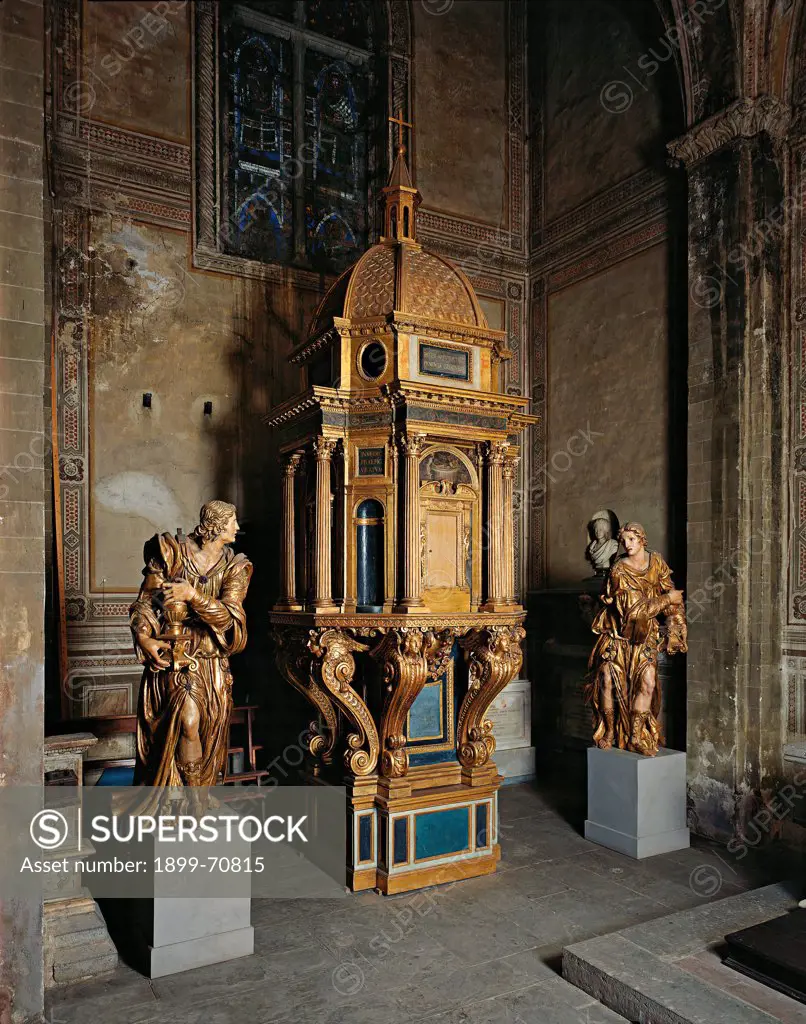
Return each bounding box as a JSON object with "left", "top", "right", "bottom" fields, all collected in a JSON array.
[
  {"left": 585, "top": 746, "right": 689, "bottom": 859},
  {"left": 120, "top": 826, "right": 254, "bottom": 977},
  {"left": 143, "top": 896, "right": 253, "bottom": 978}
]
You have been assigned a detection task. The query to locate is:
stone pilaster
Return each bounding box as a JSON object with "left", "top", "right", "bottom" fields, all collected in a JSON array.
[
  {"left": 0, "top": 1, "right": 46, "bottom": 1017},
  {"left": 394, "top": 432, "right": 426, "bottom": 612},
  {"left": 669, "top": 102, "right": 788, "bottom": 840},
  {"left": 276, "top": 451, "right": 303, "bottom": 611},
  {"left": 312, "top": 437, "right": 338, "bottom": 613}
]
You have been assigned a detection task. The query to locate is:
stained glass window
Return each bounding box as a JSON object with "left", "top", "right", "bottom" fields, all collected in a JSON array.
[
  {"left": 304, "top": 52, "right": 367, "bottom": 270},
  {"left": 222, "top": 20, "right": 293, "bottom": 262},
  {"left": 306, "top": 0, "right": 373, "bottom": 49},
  {"left": 220, "top": 1, "right": 377, "bottom": 273}
]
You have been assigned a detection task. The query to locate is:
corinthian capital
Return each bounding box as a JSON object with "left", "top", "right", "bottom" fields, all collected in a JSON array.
[
  {"left": 283, "top": 451, "right": 304, "bottom": 477},
  {"left": 667, "top": 96, "right": 791, "bottom": 169},
  {"left": 398, "top": 432, "right": 425, "bottom": 457},
  {"left": 313, "top": 436, "right": 338, "bottom": 461},
  {"left": 485, "top": 440, "right": 510, "bottom": 465},
  {"left": 503, "top": 455, "right": 520, "bottom": 480}
]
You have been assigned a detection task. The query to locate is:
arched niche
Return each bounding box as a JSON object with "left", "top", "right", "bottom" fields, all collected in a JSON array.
[
  {"left": 417, "top": 446, "right": 480, "bottom": 611},
  {"left": 419, "top": 444, "right": 479, "bottom": 493},
  {"left": 355, "top": 497, "right": 385, "bottom": 612}
]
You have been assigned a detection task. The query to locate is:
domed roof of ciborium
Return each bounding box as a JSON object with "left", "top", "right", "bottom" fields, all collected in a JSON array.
[
  {"left": 307, "top": 241, "right": 487, "bottom": 340},
  {"left": 306, "top": 147, "right": 488, "bottom": 343}
]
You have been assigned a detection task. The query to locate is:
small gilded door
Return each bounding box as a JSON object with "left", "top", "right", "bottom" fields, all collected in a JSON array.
[{"left": 421, "top": 498, "right": 471, "bottom": 613}]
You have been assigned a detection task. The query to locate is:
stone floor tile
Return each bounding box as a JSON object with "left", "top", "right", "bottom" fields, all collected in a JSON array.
[
  {"left": 50, "top": 782, "right": 793, "bottom": 1024},
  {"left": 418, "top": 897, "right": 546, "bottom": 963},
  {"left": 45, "top": 967, "right": 157, "bottom": 1024}
]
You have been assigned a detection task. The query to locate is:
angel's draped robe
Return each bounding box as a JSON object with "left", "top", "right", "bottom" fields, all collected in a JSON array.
[
  {"left": 129, "top": 533, "right": 252, "bottom": 787},
  {"left": 584, "top": 551, "right": 675, "bottom": 756}
]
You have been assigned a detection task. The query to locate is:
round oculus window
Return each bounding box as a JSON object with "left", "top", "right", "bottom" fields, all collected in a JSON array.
[{"left": 358, "top": 342, "right": 387, "bottom": 381}]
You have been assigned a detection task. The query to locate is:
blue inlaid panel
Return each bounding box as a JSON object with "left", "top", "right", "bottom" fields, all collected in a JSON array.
[
  {"left": 358, "top": 814, "right": 373, "bottom": 863},
  {"left": 393, "top": 817, "right": 408, "bottom": 865},
  {"left": 405, "top": 647, "right": 458, "bottom": 763},
  {"left": 414, "top": 806, "right": 470, "bottom": 861},
  {"left": 409, "top": 748, "right": 457, "bottom": 767},
  {"left": 475, "top": 803, "right": 489, "bottom": 848},
  {"left": 408, "top": 682, "right": 442, "bottom": 741}
]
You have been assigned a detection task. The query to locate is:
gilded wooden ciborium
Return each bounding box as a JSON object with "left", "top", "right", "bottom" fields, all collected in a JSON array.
[{"left": 268, "top": 138, "right": 536, "bottom": 894}]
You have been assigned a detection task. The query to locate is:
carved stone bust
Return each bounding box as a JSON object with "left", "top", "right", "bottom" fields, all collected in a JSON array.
[{"left": 586, "top": 509, "right": 619, "bottom": 576}]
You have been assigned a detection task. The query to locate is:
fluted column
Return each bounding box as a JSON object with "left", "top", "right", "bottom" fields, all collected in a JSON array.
[
  {"left": 503, "top": 454, "right": 520, "bottom": 608},
  {"left": 276, "top": 451, "right": 304, "bottom": 610},
  {"left": 312, "top": 436, "right": 338, "bottom": 612},
  {"left": 482, "top": 441, "right": 509, "bottom": 611},
  {"left": 395, "top": 432, "right": 426, "bottom": 612}
]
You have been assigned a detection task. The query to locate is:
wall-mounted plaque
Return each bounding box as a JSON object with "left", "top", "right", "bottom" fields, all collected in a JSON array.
[
  {"left": 357, "top": 447, "right": 385, "bottom": 476},
  {"left": 419, "top": 342, "right": 470, "bottom": 382}
]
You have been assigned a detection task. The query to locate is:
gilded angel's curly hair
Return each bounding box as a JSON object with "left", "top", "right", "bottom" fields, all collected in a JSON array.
[
  {"left": 193, "top": 500, "right": 237, "bottom": 542},
  {"left": 618, "top": 521, "right": 648, "bottom": 548}
]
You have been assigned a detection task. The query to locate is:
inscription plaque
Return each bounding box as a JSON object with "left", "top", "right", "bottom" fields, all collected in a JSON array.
[
  {"left": 358, "top": 447, "right": 385, "bottom": 476},
  {"left": 419, "top": 342, "right": 470, "bottom": 382}
]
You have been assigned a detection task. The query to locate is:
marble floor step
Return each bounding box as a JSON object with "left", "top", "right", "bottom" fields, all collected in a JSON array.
[
  {"left": 45, "top": 902, "right": 119, "bottom": 987},
  {"left": 55, "top": 937, "right": 117, "bottom": 967},
  {"left": 47, "top": 911, "right": 111, "bottom": 945},
  {"left": 563, "top": 883, "right": 802, "bottom": 1024}
]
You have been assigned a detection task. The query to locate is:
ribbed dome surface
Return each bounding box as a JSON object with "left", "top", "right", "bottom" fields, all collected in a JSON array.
[{"left": 307, "top": 242, "right": 486, "bottom": 340}]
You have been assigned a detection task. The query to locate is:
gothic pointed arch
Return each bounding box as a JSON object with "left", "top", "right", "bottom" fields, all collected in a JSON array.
[{"left": 650, "top": 0, "right": 741, "bottom": 127}]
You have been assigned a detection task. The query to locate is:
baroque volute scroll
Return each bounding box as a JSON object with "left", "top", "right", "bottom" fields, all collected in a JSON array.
[
  {"left": 272, "top": 627, "right": 338, "bottom": 768},
  {"left": 457, "top": 625, "right": 525, "bottom": 768},
  {"left": 307, "top": 628, "right": 378, "bottom": 776},
  {"left": 374, "top": 627, "right": 458, "bottom": 778},
  {"left": 373, "top": 628, "right": 430, "bottom": 778}
]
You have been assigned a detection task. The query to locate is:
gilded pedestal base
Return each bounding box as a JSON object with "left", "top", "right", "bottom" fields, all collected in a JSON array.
[
  {"left": 346, "top": 774, "right": 503, "bottom": 895},
  {"left": 273, "top": 612, "right": 523, "bottom": 896}
]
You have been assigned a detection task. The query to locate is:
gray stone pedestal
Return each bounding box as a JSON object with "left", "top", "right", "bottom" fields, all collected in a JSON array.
[{"left": 584, "top": 746, "right": 689, "bottom": 859}]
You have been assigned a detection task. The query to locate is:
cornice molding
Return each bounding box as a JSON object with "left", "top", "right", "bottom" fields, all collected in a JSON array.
[
  {"left": 667, "top": 96, "right": 792, "bottom": 168},
  {"left": 384, "top": 382, "right": 531, "bottom": 416}
]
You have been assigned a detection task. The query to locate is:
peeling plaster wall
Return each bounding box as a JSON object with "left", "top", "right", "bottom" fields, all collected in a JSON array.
[
  {"left": 87, "top": 218, "right": 241, "bottom": 589},
  {"left": 78, "top": 211, "right": 315, "bottom": 594}
]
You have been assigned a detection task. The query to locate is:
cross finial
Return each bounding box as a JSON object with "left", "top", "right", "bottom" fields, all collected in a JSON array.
[{"left": 388, "top": 108, "right": 413, "bottom": 154}]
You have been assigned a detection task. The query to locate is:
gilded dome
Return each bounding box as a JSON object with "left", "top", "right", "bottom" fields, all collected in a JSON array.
[
  {"left": 307, "top": 241, "right": 487, "bottom": 340},
  {"left": 307, "top": 146, "right": 488, "bottom": 343}
]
